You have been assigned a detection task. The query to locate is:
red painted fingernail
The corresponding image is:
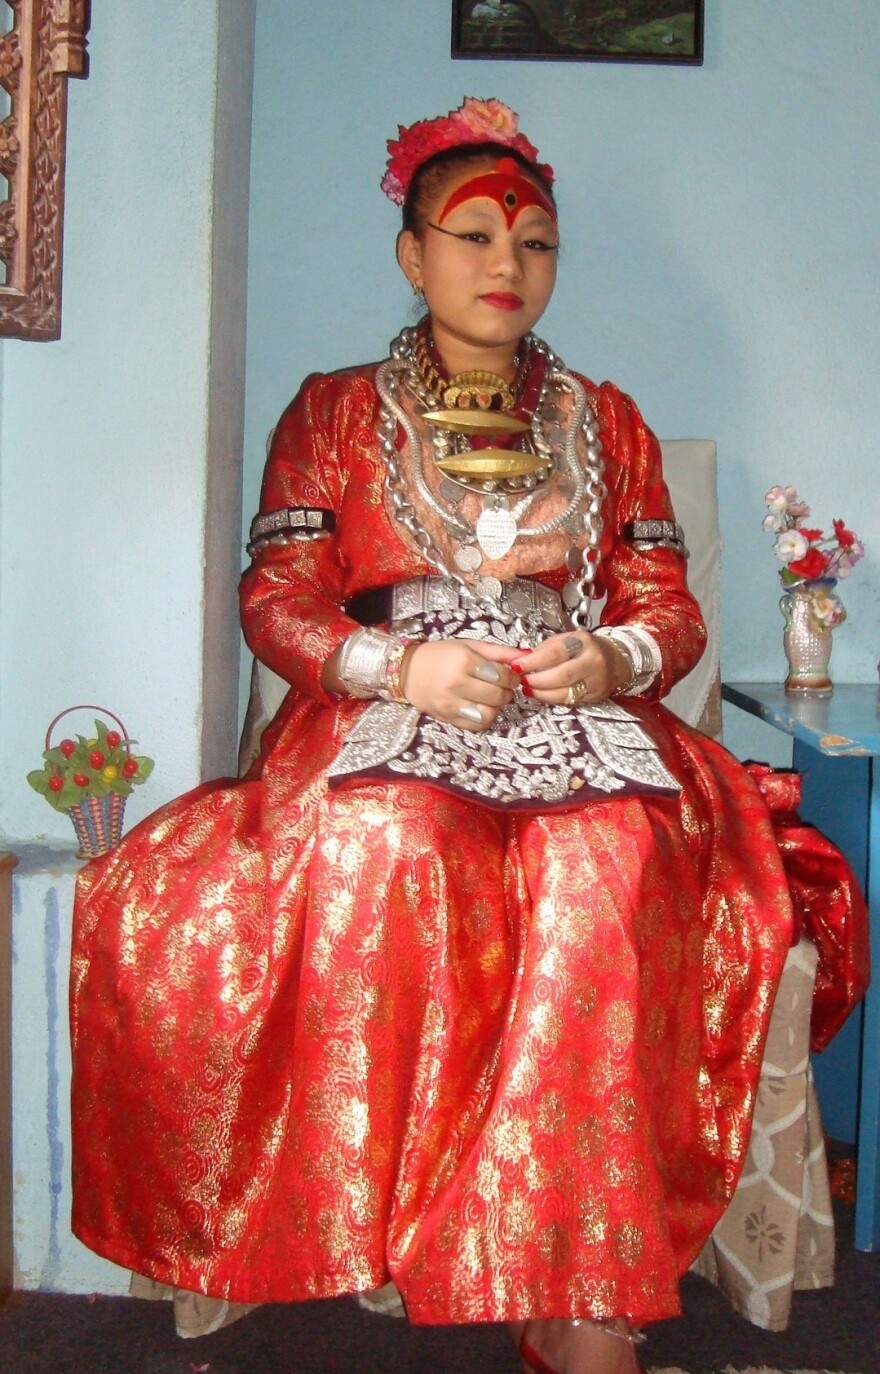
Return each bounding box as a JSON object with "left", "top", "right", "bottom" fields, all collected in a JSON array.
[
  {"left": 510, "top": 660, "right": 525, "bottom": 674},
  {"left": 521, "top": 681, "right": 534, "bottom": 698}
]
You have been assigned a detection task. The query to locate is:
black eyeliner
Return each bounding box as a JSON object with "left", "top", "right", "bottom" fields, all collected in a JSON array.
[{"left": 426, "top": 222, "right": 559, "bottom": 251}]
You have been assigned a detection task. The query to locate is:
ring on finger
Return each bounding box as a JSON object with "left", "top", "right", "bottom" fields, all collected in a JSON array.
[
  {"left": 472, "top": 661, "right": 501, "bottom": 684},
  {"left": 457, "top": 703, "right": 483, "bottom": 725},
  {"left": 565, "top": 679, "right": 589, "bottom": 707}
]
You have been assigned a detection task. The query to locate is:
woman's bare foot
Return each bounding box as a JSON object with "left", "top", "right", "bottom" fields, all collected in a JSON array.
[
  {"left": 518, "top": 1317, "right": 642, "bottom": 1374},
  {"left": 506, "top": 1320, "right": 532, "bottom": 1373}
]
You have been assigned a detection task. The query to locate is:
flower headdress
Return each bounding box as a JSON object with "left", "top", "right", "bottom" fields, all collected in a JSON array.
[{"left": 381, "top": 96, "right": 554, "bottom": 207}]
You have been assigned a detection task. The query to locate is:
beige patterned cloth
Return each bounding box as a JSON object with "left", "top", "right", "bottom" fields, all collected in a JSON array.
[
  {"left": 691, "top": 937, "right": 834, "bottom": 1330},
  {"left": 129, "top": 1272, "right": 255, "bottom": 1338}
]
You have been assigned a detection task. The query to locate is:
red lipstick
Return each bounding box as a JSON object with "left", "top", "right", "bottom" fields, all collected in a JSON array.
[{"left": 480, "top": 292, "right": 524, "bottom": 311}]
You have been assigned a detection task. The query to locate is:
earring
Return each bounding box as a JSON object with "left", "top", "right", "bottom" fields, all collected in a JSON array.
[{"left": 412, "top": 282, "right": 422, "bottom": 298}]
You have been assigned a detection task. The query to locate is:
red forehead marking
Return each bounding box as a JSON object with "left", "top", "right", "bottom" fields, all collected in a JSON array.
[{"left": 438, "top": 157, "right": 557, "bottom": 229}]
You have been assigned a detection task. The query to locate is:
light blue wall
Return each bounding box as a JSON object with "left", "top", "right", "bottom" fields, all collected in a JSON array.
[
  {"left": 0, "top": 1, "right": 253, "bottom": 844},
  {"left": 1, "top": 1, "right": 254, "bottom": 1294},
  {"left": 244, "top": 0, "right": 880, "bottom": 764}
]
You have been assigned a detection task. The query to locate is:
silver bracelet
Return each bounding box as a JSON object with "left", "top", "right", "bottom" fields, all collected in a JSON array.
[
  {"left": 594, "top": 625, "right": 661, "bottom": 696},
  {"left": 336, "top": 628, "right": 408, "bottom": 700}
]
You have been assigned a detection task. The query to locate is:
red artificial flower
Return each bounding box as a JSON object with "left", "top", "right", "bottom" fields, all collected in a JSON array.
[
  {"left": 798, "top": 528, "right": 824, "bottom": 543},
  {"left": 788, "top": 548, "right": 829, "bottom": 580},
  {"left": 833, "top": 518, "right": 856, "bottom": 548}
]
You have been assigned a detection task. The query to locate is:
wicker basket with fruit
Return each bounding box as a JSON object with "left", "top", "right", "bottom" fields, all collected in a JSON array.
[{"left": 28, "top": 706, "right": 154, "bottom": 857}]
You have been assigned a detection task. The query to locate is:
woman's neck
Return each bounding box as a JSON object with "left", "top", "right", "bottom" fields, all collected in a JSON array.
[{"left": 430, "top": 323, "right": 520, "bottom": 382}]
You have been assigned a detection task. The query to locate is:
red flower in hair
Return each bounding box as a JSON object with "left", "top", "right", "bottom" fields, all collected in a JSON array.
[{"left": 381, "top": 96, "right": 554, "bottom": 206}]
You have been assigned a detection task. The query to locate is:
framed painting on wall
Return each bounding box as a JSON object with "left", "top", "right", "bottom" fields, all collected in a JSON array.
[{"left": 451, "top": 2, "right": 704, "bottom": 65}]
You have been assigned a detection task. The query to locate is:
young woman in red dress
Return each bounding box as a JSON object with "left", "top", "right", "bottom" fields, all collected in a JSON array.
[{"left": 70, "top": 99, "right": 794, "bottom": 1374}]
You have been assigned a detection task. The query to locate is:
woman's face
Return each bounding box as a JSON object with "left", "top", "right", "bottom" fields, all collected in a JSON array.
[{"left": 398, "top": 159, "right": 559, "bottom": 364}]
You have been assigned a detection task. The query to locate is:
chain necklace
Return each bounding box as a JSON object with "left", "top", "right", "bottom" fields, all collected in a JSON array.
[
  {"left": 411, "top": 322, "right": 530, "bottom": 413},
  {"left": 376, "top": 328, "right": 607, "bottom": 631}
]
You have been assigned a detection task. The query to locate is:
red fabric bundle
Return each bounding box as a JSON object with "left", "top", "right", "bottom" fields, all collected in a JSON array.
[{"left": 746, "top": 762, "right": 870, "bottom": 1051}]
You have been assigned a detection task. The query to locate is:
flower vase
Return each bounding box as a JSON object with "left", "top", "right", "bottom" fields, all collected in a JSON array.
[
  {"left": 67, "top": 792, "right": 127, "bottom": 858},
  {"left": 779, "top": 579, "right": 843, "bottom": 697}
]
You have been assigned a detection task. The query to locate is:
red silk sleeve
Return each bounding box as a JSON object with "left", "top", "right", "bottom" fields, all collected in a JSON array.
[
  {"left": 238, "top": 373, "right": 363, "bottom": 705},
  {"left": 587, "top": 382, "right": 707, "bottom": 699}
]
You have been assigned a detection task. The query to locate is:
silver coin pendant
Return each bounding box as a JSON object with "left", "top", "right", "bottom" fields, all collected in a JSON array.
[
  {"left": 454, "top": 544, "right": 483, "bottom": 572},
  {"left": 476, "top": 506, "right": 518, "bottom": 560}
]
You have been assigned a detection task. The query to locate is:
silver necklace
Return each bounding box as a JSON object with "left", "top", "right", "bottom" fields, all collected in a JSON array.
[
  {"left": 383, "top": 328, "right": 602, "bottom": 565},
  {"left": 376, "top": 330, "right": 606, "bottom": 631}
]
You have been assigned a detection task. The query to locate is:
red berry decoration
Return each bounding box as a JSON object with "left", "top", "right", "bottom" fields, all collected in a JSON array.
[
  {"left": 89, "top": 749, "right": 105, "bottom": 769},
  {"left": 105, "top": 730, "right": 122, "bottom": 749},
  {"left": 73, "top": 773, "right": 89, "bottom": 787},
  {"left": 122, "top": 757, "right": 139, "bottom": 779},
  {"left": 48, "top": 774, "right": 64, "bottom": 792},
  {"left": 60, "top": 738, "right": 76, "bottom": 758}
]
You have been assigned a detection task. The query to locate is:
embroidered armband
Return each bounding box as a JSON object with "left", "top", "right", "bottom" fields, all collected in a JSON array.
[
  {"left": 622, "top": 519, "right": 688, "bottom": 557},
  {"left": 247, "top": 506, "right": 336, "bottom": 556}
]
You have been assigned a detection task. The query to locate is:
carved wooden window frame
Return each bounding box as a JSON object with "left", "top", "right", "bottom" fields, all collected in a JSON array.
[{"left": 0, "top": 1, "right": 89, "bottom": 341}]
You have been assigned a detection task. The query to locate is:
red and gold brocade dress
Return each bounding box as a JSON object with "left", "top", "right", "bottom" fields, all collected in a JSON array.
[{"left": 70, "top": 349, "right": 793, "bottom": 1329}]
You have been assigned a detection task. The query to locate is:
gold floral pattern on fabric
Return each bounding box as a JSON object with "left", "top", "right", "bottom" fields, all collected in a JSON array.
[{"left": 70, "top": 363, "right": 794, "bottom": 1328}]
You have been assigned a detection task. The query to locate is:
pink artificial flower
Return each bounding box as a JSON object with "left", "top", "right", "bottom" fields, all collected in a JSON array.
[
  {"left": 456, "top": 97, "right": 519, "bottom": 141},
  {"left": 764, "top": 486, "right": 812, "bottom": 524},
  {"left": 831, "top": 537, "right": 865, "bottom": 579},
  {"left": 765, "top": 485, "right": 795, "bottom": 514}
]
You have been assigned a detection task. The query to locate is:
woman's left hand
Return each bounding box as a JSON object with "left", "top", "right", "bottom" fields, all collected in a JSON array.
[{"left": 512, "top": 630, "right": 632, "bottom": 706}]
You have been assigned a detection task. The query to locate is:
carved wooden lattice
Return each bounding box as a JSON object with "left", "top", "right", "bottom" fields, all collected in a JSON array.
[{"left": 0, "top": 1, "right": 89, "bottom": 340}]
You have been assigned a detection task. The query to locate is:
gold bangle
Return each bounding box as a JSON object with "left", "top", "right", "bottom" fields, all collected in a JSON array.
[{"left": 612, "top": 642, "right": 638, "bottom": 694}]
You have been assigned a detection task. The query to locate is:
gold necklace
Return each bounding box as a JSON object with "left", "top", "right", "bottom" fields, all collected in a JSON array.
[
  {"left": 411, "top": 325, "right": 544, "bottom": 478},
  {"left": 411, "top": 326, "right": 530, "bottom": 432}
]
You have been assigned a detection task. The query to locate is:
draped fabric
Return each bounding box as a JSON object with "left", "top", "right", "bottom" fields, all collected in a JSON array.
[
  {"left": 70, "top": 361, "right": 794, "bottom": 1327},
  {"left": 743, "top": 763, "right": 869, "bottom": 1052}
]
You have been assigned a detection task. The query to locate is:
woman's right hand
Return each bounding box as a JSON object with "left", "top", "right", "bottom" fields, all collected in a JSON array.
[{"left": 400, "top": 640, "right": 520, "bottom": 732}]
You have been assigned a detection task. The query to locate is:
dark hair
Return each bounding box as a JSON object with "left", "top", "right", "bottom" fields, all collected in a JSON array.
[{"left": 401, "top": 142, "right": 556, "bottom": 235}]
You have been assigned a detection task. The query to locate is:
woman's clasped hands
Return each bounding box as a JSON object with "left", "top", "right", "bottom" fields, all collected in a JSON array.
[{"left": 399, "top": 631, "right": 634, "bottom": 731}]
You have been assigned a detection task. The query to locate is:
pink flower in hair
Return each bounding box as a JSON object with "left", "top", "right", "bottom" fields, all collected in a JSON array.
[{"left": 455, "top": 97, "right": 520, "bottom": 141}]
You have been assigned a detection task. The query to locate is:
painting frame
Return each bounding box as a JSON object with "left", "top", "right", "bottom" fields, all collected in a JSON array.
[
  {"left": 451, "top": 1, "right": 704, "bottom": 66},
  {"left": 0, "top": 1, "right": 91, "bottom": 341}
]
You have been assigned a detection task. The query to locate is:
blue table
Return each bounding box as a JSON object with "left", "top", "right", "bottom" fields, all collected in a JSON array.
[{"left": 723, "top": 682, "right": 880, "bottom": 1250}]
